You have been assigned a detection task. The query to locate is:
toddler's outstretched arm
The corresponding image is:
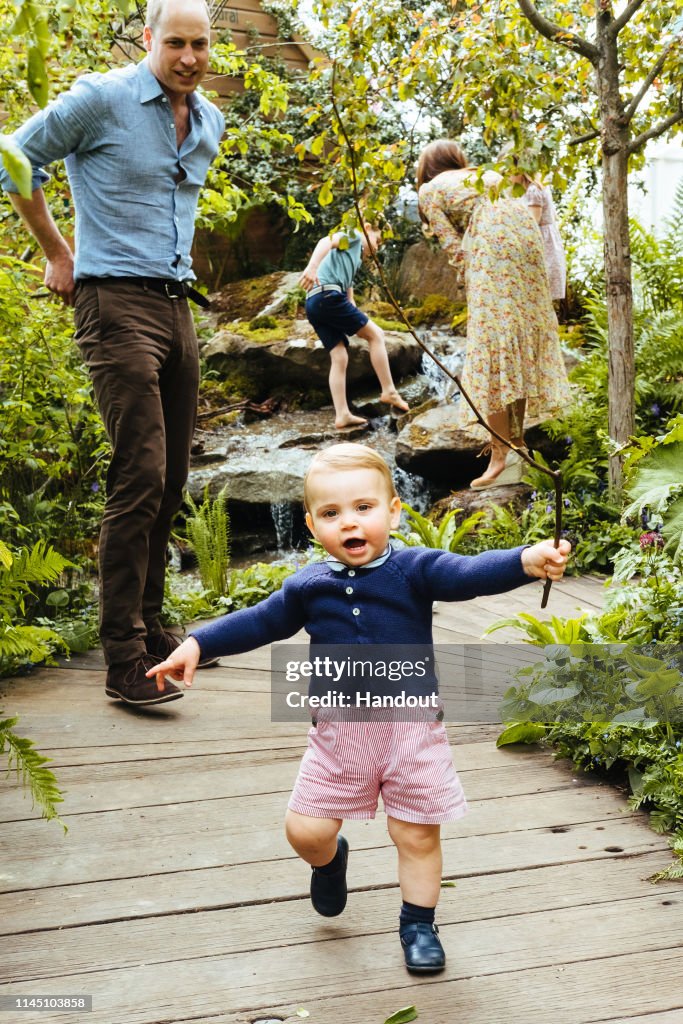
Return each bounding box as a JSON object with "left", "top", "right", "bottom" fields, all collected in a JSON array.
[
  {"left": 521, "top": 538, "right": 571, "bottom": 581},
  {"left": 146, "top": 636, "right": 201, "bottom": 689}
]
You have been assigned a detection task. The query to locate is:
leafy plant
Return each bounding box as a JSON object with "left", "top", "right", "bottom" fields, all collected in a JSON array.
[
  {"left": 622, "top": 415, "right": 683, "bottom": 562},
  {"left": 392, "top": 502, "right": 485, "bottom": 551},
  {"left": 1, "top": 714, "right": 66, "bottom": 831},
  {"left": 0, "top": 539, "right": 71, "bottom": 675},
  {"left": 184, "top": 486, "right": 231, "bottom": 596}
]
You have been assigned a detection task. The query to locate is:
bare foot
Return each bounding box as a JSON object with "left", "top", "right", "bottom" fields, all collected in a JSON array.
[
  {"left": 380, "top": 390, "right": 409, "bottom": 413},
  {"left": 335, "top": 414, "right": 369, "bottom": 430}
]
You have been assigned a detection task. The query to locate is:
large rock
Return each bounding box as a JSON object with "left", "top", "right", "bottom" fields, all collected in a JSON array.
[
  {"left": 205, "top": 270, "right": 301, "bottom": 326},
  {"left": 395, "top": 241, "right": 465, "bottom": 305},
  {"left": 202, "top": 322, "right": 422, "bottom": 396},
  {"left": 395, "top": 403, "right": 567, "bottom": 487}
]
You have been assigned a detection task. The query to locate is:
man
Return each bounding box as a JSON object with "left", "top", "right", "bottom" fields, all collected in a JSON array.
[{"left": 0, "top": 0, "right": 225, "bottom": 706}]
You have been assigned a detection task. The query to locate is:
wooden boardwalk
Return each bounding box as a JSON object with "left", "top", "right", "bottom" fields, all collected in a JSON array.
[{"left": 1, "top": 575, "right": 682, "bottom": 1024}]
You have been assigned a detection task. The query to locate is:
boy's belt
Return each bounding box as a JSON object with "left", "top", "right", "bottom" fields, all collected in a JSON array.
[
  {"left": 80, "top": 276, "right": 211, "bottom": 308},
  {"left": 307, "top": 284, "right": 343, "bottom": 297}
]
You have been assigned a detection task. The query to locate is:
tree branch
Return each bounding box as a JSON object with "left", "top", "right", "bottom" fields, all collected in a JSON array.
[
  {"left": 623, "top": 39, "right": 679, "bottom": 124},
  {"left": 516, "top": 0, "right": 598, "bottom": 62},
  {"left": 628, "top": 108, "right": 683, "bottom": 154},
  {"left": 607, "top": 0, "right": 647, "bottom": 39},
  {"left": 569, "top": 128, "right": 600, "bottom": 146}
]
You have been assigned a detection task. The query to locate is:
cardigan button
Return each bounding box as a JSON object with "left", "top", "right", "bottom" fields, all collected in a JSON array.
[
  {"left": 352, "top": 607, "right": 360, "bottom": 616},
  {"left": 345, "top": 586, "right": 353, "bottom": 595},
  {"left": 348, "top": 570, "right": 356, "bottom": 577}
]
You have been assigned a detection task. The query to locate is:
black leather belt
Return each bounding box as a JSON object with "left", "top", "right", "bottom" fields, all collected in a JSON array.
[{"left": 80, "top": 276, "right": 211, "bottom": 308}]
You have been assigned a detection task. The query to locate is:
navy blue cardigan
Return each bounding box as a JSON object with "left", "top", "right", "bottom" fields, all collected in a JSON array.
[{"left": 191, "top": 545, "right": 532, "bottom": 661}]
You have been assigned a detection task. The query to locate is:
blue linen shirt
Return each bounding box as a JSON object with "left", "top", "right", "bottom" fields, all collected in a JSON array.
[{"left": 0, "top": 59, "right": 225, "bottom": 282}]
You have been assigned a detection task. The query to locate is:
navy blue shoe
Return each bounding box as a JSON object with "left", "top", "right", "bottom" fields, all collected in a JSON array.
[
  {"left": 400, "top": 922, "right": 446, "bottom": 973},
  {"left": 310, "top": 836, "right": 349, "bottom": 917}
]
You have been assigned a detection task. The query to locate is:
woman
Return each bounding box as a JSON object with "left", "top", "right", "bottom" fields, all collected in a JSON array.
[{"left": 417, "top": 140, "right": 571, "bottom": 489}]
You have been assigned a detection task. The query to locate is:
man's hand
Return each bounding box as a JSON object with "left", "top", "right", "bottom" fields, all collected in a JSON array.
[
  {"left": 521, "top": 538, "right": 571, "bottom": 581},
  {"left": 145, "top": 635, "right": 202, "bottom": 689},
  {"left": 45, "top": 250, "right": 76, "bottom": 306}
]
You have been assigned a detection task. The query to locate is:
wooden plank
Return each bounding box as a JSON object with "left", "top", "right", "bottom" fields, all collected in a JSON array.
[
  {"left": 0, "top": 816, "right": 664, "bottom": 934},
  {"left": 0, "top": 750, "right": 584, "bottom": 820},
  {"left": 35, "top": 737, "right": 542, "bottom": 768},
  {"left": 1, "top": 901, "right": 681, "bottom": 1024},
  {"left": 154, "top": 950, "right": 683, "bottom": 1024},
  {"left": 213, "top": 9, "right": 279, "bottom": 37},
  {"left": 0, "top": 786, "right": 652, "bottom": 897},
  {"left": 5, "top": 855, "right": 679, "bottom": 979}
]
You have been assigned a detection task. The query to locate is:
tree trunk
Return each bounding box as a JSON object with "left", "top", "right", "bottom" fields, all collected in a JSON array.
[{"left": 597, "top": 17, "right": 635, "bottom": 498}]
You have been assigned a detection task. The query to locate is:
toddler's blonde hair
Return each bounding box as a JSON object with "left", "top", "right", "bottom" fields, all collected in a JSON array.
[{"left": 303, "top": 443, "right": 397, "bottom": 509}]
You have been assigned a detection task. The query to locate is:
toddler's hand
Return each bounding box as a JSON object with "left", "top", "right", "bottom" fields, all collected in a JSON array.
[
  {"left": 521, "top": 538, "right": 571, "bottom": 581},
  {"left": 145, "top": 636, "right": 201, "bottom": 689}
]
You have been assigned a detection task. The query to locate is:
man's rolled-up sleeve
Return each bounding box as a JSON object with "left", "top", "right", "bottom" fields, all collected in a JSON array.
[{"left": 0, "top": 75, "right": 103, "bottom": 193}]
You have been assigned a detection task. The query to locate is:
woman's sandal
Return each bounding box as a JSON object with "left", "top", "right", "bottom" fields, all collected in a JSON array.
[{"left": 470, "top": 448, "right": 525, "bottom": 490}]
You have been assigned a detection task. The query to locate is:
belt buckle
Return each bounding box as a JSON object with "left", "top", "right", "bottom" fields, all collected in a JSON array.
[{"left": 164, "top": 281, "right": 181, "bottom": 300}]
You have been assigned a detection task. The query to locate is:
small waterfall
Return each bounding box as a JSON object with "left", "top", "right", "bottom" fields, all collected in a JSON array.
[
  {"left": 270, "top": 501, "right": 294, "bottom": 551},
  {"left": 417, "top": 326, "right": 465, "bottom": 402},
  {"left": 394, "top": 466, "right": 433, "bottom": 515}
]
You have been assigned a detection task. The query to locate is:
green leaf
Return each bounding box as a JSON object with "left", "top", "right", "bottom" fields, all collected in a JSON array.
[
  {"left": 496, "top": 722, "right": 547, "bottom": 746},
  {"left": 318, "top": 179, "right": 334, "bottom": 207},
  {"left": 528, "top": 680, "right": 582, "bottom": 705},
  {"left": 0, "top": 137, "right": 32, "bottom": 199},
  {"left": 384, "top": 1007, "right": 418, "bottom": 1024},
  {"left": 27, "top": 46, "right": 48, "bottom": 108}
]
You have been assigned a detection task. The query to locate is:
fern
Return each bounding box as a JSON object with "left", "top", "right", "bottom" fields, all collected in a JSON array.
[
  {"left": 0, "top": 714, "right": 66, "bottom": 831},
  {"left": 185, "top": 485, "right": 231, "bottom": 595},
  {"left": 0, "top": 540, "right": 71, "bottom": 673}
]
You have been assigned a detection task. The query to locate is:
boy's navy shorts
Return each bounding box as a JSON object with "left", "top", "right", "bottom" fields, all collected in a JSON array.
[{"left": 306, "top": 290, "right": 369, "bottom": 351}]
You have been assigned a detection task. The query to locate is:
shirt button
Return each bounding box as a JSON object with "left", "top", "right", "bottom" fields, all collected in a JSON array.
[
  {"left": 345, "top": 586, "right": 353, "bottom": 595},
  {"left": 352, "top": 607, "right": 360, "bottom": 616},
  {"left": 348, "top": 570, "right": 356, "bottom": 577}
]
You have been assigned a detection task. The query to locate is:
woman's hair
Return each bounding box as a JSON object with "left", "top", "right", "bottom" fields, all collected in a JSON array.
[
  {"left": 303, "top": 443, "right": 397, "bottom": 509},
  {"left": 416, "top": 140, "right": 469, "bottom": 190}
]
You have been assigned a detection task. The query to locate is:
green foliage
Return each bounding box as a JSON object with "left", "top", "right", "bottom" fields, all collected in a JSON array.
[
  {"left": 0, "top": 258, "right": 108, "bottom": 555},
  {"left": 622, "top": 416, "right": 683, "bottom": 563},
  {"left": 0, "top": 538, "right": 72, "bottom": 675},
  {"left": 1, "top": 713, "right": 66, "bottom": 830},
  {"left": 392, "top": 502, "right": 485, "bottom": 552},
  {"left": 184, "top": 487, "right": 231, "bottom": 597},
  {"left": 406, "top": 294, "right": 461, "bottom": 326},
  {"left": 248, "top": 313, "right": 280, "bottom": 331},
  {"left": 162, "top": 559, "right": 296, "bottom": 625}
]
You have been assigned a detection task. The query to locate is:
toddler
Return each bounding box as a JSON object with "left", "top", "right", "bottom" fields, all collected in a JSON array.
[
  {"left": 300, "top": 225, "right": 409, "bottom": 429},
  {"left": 149, "top": 443, "right": 570, "bottom": 973}
]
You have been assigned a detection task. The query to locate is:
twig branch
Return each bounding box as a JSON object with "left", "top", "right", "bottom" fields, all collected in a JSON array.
[
  {"left": 569, "top": 128, "right": 600, "bottom": 146},
  {"left": 329, "top": 62, "right": 562, "bottom": 608},
  {"left": 517, "top": 0, "right": 598, "bottom": 62},
  {"left": 607, "top": 0, "right": 647, "bottom": 39},
  {"left": 628, "top": 89, "right": 683, "bottom": 154},
  {"left": 623, "top": 39, "right": 679, "bottom": 124}
]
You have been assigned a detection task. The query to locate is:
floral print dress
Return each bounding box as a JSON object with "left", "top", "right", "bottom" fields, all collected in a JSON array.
[{"left": 418, "top": 170, "right": 571, "bottom": 439}]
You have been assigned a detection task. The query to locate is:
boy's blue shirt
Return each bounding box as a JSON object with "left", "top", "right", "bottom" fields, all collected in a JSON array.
[
  {"left": 316, "top": 231, "right": 363, "bottom": 292},
  {"left": 191, "top": 545, "right": 532, "bottom": 661}
]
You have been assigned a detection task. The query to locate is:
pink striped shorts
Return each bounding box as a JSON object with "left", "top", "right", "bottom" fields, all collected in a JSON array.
[{"left": 288, "top": 714, "right": 468, "bottom": 824}]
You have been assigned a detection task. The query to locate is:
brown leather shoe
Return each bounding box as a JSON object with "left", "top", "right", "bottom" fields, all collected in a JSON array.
[
  {"left": 105, "top": 653, "right": 183, "bottom": 706},
  {"left": 146, "top": 628, "right": 220, "bottom": 668}
]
